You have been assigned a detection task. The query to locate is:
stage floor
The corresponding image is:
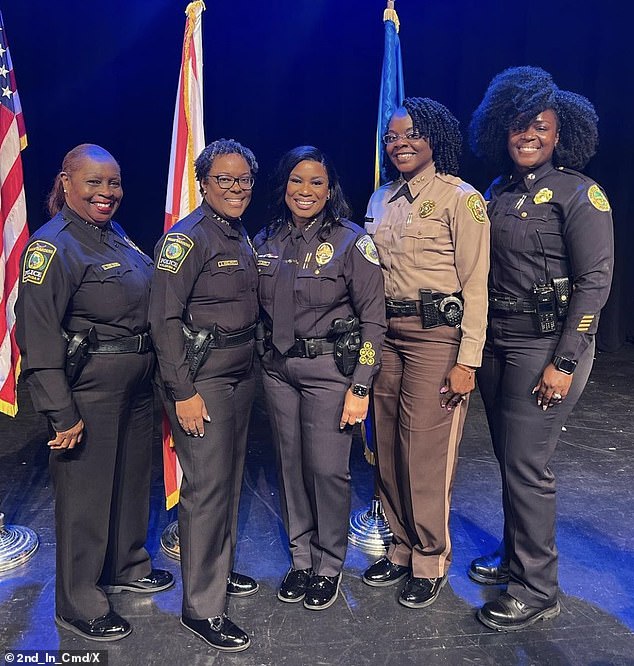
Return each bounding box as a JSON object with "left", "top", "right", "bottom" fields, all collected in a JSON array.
[{"left": 1, "top": 345, "right": 633, "bottom": 665}]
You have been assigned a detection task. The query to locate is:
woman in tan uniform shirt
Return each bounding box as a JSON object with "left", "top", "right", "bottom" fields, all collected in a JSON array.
[{"left": 362, "top": 97, "right": 490, "bottom": 609}]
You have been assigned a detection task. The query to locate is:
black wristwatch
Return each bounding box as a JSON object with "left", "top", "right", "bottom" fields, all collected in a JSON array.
[
  {"left": 552, "top": 355, "right": 577, "bottom": 375},
  {"left": 351, "top": 383, "right": 369, "bottom": 397}
]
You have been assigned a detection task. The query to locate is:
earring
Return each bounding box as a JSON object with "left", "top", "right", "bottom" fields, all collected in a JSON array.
[
  {"left": 327, "top": 192, "right": 331, "bottom": 200},
  {"left": 63, "top": 189, "right": 67, "bottom": 193}
]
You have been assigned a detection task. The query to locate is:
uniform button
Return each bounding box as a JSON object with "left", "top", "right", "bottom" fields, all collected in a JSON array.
[
  {"left": 314, "top": 269, "right": 320, "bottom": 275},
  {"left": 417, "top": 231, "right": 422, "bottom": 236},
  {"left": 521, "top": 211, "right": 528, "bottom": 218}
]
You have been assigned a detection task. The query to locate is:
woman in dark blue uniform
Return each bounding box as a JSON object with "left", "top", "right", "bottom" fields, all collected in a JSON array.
[
  {"left": 468, "top": 67, "right": 614, "bottom": 631},
  {"left": 255, "top": 146, "right": 386, "bottom": 611},
  {"left": 149, "top": 139, "right": 259, "bottom": 652},
  {"left": 15, "top": 144, "right": 173, "bottom": 642}
]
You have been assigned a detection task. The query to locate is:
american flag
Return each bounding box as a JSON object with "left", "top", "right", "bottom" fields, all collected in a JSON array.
[
  {"left": 163, "top": 0, "right": 206, "bottom": 509},
  {"left": 0, "top": 11, "right": 28, "bottom": 418}
]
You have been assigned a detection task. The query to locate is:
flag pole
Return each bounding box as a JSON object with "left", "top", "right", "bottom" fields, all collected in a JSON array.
[
  {"left": 0, "top": 10, "right": 39, "bottom": 571},
  {"left": 160, "top": 0, "right": 207, "bottom": 560},
  {"left": 348, "top": 0, "right": 404, "bottom": 554}
]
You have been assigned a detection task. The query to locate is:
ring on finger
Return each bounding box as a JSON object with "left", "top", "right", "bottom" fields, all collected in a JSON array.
[
  {"left": 355, "top": 418, "right": 363, "bottom": 424},
  {"left": 552, "top": 393, "right": 562, "bottom": 400}
]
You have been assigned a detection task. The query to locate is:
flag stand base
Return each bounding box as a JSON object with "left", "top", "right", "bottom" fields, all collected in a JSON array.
[
  {"left": 160, "top": 520, "right": 180, "bottom": 560},
  {"left": 0, "top": 512, "right": 39, "bottom": 572},
  {"left": 348, "top": 497, "right": 392, "bottom": 555}
]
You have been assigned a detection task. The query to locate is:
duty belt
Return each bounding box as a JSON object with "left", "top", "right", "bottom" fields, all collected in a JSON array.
[
  {"left": 77, "top": 332, "right": 152, "bottom": 354},
  {"left": 488, "top": 293, "right": 536, "bottom": 314},
  {"left": 385, "top": 298, "right": 420, "bottom": 318},
  {"left": 285, "top": 337, "right": 335, "bottom": 358},
  {"left": 182, "top": 323, "right": 257, "bottom": 349}
]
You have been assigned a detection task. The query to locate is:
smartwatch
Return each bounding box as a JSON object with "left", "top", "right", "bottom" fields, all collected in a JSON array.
[
  {"left": 552, "top": 355, "right": 577, "bottom": 375},
  {"left": 351, "top": 384, "right": 369, "bottom": 397}
]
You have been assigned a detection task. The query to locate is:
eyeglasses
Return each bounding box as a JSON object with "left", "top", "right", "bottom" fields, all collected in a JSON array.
[
  {"left": 209, "top": 175, "right": 255, "bottom": 190},
  {"left": 382, "top": 129, "right": 423, "bottom": 145}
]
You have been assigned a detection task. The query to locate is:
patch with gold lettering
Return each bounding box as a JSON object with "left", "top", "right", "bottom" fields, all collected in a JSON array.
[
  {"left": 355, "top": 235, "right": 380, "bottom": 265},
  {"left": 315, "top": 242, "right": 334, "bottom": 266},
  {"left": 358, "top": 341, "right": 376, "bottom": 366},
  {"left": 218, "top": 259, "right": 239, "bottom": 268},
  {"left": 587, "top": 185, "right": 610, "bottom": 212},
  {"left": 101, "top": 262, "right": 121, "bottom": 270},
  {"left": 257, "top": 259, "right": 271, "bottom": 267},
  {"left": 533, "top": 188, "right": 553, "bottom": 204},
  {"left": 418, "top": 200, "right": 436, "bottom": 218},
  {"left": 22, "top": 240, "right": 57, "bottom": 285},
  {"left": 157, "top": 233, "right": 194, "bottom": 273},
  {"left": 466, "top": 193, "right": 486, "bottom": 223}
]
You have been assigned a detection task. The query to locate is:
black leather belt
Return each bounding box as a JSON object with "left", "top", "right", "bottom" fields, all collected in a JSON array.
[
  {"left": 385, "top": 298, "right": 420, "bottom": 318},
  {"left": 488, "top": 293, "right": 536, "bottom": 314},
  {"left": 182, "top": 323, "right": 256, "bottom": 348},
  {"left": 285, "top": 337, "right": 335, "bottom": 358},
  {"left": 88, "top": 332, "right": 153, "bottom": 354}
]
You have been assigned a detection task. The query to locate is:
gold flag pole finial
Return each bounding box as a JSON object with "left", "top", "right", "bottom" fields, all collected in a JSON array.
[{"left": 384, "top": 0, "right": 400, "bottom": 32}]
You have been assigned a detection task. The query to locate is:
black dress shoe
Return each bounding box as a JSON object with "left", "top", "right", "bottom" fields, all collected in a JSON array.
[
  {"left": 181, "top": 614, "right": 250, "bottom": 652},
  {"left": 477, "top": 592, "right": 560, "bottom": 631},
  {"left": 468, "top": 551, "right": 509, "bottom": 585},
  {"left": 226, "top": 571, "right": 259, "bottom": 597},
  {"left": 278, "top": 567, "right": 312, "bottom": 603},
  {"left": 55, "top": 611, "right": 131, "bottom": 641},
  {"left": 398, "top": 575, "right": 447, "bottom": 609},
  {"left": 362, "top": 556, "right": 410, "bottom": 587},
  {"left": 303, "top": 573, "right": 341, "bottom": 610},
  {"left": 102, "top": 568, "right": 174, "bottom": 594}
]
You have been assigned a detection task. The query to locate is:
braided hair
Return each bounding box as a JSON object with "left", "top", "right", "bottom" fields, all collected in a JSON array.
[
  {"left": 385, "top": 97, "right": 462, "bottom": 179},
  {"left": 469, "top": 66, "right": 599, "bottom": 171},
  {"left": 265, "top": 145, "right": 351, "bottom": 241}
]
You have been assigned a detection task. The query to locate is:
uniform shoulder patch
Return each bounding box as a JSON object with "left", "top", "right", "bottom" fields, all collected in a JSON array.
[
  {"left": 355, "top": 235, "right": 380, "bottom": 265},
  {"left": 22, "top": 240, "right": 57, "bottom": 285},
  {"left": 466, "top": 193, "right": 486, "bottom": 223},
  {"left": 587, "top": 184, "right": 610, "bottom": 212},
  {"left": 157, "top": 232, "right": 194, "bottom": 273}
]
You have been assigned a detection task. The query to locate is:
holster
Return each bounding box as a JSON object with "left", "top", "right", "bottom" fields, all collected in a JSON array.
[
  {"left": 331, "top": 315, "right": 361, "bottom": 377},
  {"left": 64, "top": 327, "right": 97, "bottom": 386},
  {"left": 182, "top": 324, "right": 216, "bottom": 380}
]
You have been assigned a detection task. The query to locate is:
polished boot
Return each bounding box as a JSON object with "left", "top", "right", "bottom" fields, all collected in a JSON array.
[
  {"left": 278, "top": 568, "right": 312, "bottom": 603},
  {"left": 468, "top": 549, "right": 509, "bottom": 585},
  {"left": 181, "top": 614, "right": 250, "bottom": 652},
  {"left": 303, "top": 573, "right": 341, "bottom": 610},
  {"left": 226, "top": 571, "right": 259, "bottom": 597},
  {"left": 398, "top": 575, "right": 447, "bottom": 609},
  {"left": 102, "top": 569, "right": 174, "bottom": 594},
  {"left": 362, "top": 556, "right": 410, "bottom": 587},
  {"left": 55, "top": 611, "right": 131, "bottom": 641},
  {"left": 477, "top": 592, "right": 560, "bottom": 631}
]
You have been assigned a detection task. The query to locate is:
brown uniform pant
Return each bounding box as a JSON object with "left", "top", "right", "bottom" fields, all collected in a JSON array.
[
  {"left": 165, "top": 343, "right": 255, "bottom": 619},
  {"left": 50, "top": 352, "right": 154, "bottom": 620},
  {"left": 373, "top": 317, "right": 467, "bottom": 579}
]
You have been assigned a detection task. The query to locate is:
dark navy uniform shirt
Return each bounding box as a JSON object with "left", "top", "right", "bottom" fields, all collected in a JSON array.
[
  {"left": 486, "top": 162, "right": 614, "bottom": 361},
  {"left": 15, "top": 204, "right": 153, "bottom": 431},
  {"left": 255, "top": 218, "right": 387, "bottom": 388},
  {"left": 149, "top": 201, "right": 259, "bottom": 402}
]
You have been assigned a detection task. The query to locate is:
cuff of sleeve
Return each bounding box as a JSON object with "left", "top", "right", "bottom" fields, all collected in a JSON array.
[
  {"left": 168, "top": 382, "right": 197, "bottom": 402},
  {"left": 457, "top": 340, "right": 483, "bottom": 368},
  {"left": 554, "top": 329, "right": 592, "bottom": 363},
  {"left": 49, "top": 404, "right": 82, "bottom": 433}
]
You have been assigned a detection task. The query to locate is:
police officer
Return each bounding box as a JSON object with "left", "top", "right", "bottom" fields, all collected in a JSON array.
[
  {"left": 468, "top": 67, "right": 614, "bottom": 630},
  {"left": 15, "top": 144, "right": 173, "bottom": 642},
  {"left": 255, "top": 146, "right": 386, "bottom": 610},
  {"left": 362, "top": 98, "right": 490, "bottom": 609},
  {"left": 149, "top": 139, "right": 259, "bottom": 652}
]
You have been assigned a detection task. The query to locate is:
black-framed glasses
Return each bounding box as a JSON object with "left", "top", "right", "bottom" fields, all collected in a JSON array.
[
  {"left": 209, "top": 175, "right": 255, "bottom": 190},
  {"left": 382, "top": 129, "right": 423, "bottom": 144}
]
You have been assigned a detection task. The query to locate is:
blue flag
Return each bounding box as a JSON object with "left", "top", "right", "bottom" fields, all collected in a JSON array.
[{"left": 374, "top": 3, "right": 405, "bottom": 190}]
